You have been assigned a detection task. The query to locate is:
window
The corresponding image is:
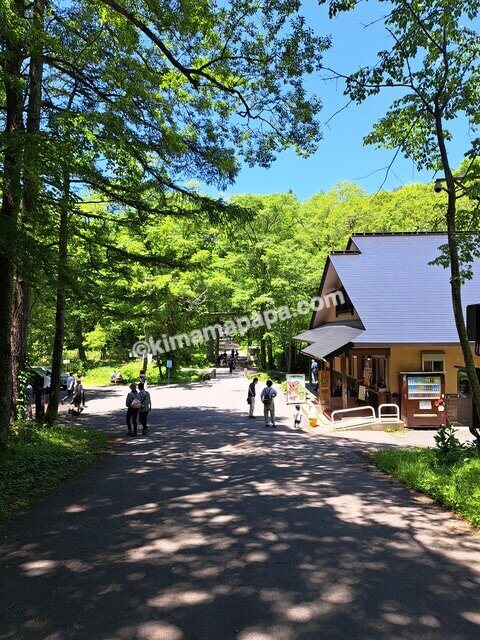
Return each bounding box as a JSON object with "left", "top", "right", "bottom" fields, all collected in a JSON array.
[
  {"left": 335, "top": 287, "right": 354, "bottom": 316},
  {"left": 421, "top": 353, "right": 445, "bottom": 372}
]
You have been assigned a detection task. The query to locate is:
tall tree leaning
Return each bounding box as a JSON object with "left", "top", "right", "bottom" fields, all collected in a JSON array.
[
  {"left": 323, "top": 0, "right": 480, "bottom": 444},
  {"left": 44, "top": 168, "right": 70, "bottom": 424},
  {"left": 0, "top": 1, "right": 26, "bottom": 449}
]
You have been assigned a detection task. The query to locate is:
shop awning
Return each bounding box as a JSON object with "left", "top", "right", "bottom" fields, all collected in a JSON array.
[{"left": 297, "top": 324, "right": 364, "bottom": 360}]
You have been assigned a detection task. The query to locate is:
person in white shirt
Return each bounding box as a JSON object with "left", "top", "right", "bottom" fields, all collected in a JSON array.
[
  {"left": 260, "top": 379, "right": 277, "bottom": 428},
  {"left": 62, "top": 372, "right": 75, "bottom": 404}
]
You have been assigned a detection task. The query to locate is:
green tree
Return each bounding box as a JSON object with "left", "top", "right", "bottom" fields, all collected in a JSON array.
[{"left": 0, "top": 0, "right": 330, "bottom": 444}]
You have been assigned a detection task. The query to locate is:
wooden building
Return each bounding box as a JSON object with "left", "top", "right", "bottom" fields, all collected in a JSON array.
[{"left": 295, "top": 233, "right": 480, "bottom": 427}]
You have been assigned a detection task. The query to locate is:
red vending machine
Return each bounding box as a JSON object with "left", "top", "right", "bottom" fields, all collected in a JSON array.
[{"left": 399, "top": 372, "right": 446, "bottom": 428}]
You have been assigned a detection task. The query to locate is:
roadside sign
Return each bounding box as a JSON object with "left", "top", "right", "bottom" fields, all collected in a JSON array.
[{"left": 286, "top": 374, "right": 306, "bottom": 404}]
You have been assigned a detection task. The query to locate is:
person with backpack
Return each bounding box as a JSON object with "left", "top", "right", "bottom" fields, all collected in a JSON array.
[
  {"left": 260, "top": 379, "right": 277, "bottom": 428},
  {"left": 137, "top": 382, "right": 151, "bottom": 435},
  {"left": 247, "top": 377, "right": 258, "bottom": 418},
  {"left": 126, "top": 383, "right": 141, "bottom": 437}
]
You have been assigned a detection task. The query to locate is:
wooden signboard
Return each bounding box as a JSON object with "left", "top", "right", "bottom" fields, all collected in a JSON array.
[{"left": 318, "top": 369, "right": 330, "bottom": 405}]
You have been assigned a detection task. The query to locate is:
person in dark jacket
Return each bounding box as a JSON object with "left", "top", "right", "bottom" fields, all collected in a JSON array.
[
  {"left": 247, "top": 377, "right": 258, "bottom": 418},
  {"left": 125, "top": 383, "right": 140, "bottom": 437},
  {"left": 137, "top": 382, "right": 151, "bottom": 435}
]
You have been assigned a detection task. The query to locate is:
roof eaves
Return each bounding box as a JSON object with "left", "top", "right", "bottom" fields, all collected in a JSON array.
[
  {"left": 308, "top": 256, "right": 331, "bottom": 330},
  {"left": 350, "top": 231, "right": 449, "bottom": 237}
]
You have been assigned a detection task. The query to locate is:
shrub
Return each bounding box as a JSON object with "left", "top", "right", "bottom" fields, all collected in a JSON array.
[{"left": 434, "top": 424, "right": 465, "bottom": 465}]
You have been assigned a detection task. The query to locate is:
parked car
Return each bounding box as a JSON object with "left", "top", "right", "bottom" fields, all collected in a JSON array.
[
  {"left": 29, "top": 367, "right": 69, "bottom": 391},
  {"left": 44, "top": 367, "right": 69, "bottom": 390}
]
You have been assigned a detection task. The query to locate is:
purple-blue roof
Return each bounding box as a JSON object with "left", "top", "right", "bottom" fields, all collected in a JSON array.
[{"left": 328, "top": 233, "right": 480, "bottom": 344}]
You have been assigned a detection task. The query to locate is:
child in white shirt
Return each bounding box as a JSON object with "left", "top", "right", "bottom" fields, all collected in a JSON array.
[{"left": 293, "top": 405, "right": 302, "bottom": 429}]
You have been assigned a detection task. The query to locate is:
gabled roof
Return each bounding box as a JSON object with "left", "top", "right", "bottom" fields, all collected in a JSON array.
[{"left": 312, "top": 233, "right": 480, "bottom": 345}]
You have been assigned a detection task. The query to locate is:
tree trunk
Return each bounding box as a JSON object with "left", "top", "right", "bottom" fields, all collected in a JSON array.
[
  {"left": 10, "top": 0, "right": 45, "bottom": 407},
  {"left": 260, "top": 334, "right": 266, "bottom": 369},
  {"left": 156, "top": 354, "right": 164, "bottom": 380},
  {"left": 286, "top": 319, "right": 292, "bottom": 373},
  {"left": 435, "top": 106, "right": 480, "bottom": 444},
  {"left": 45, "top": 171, "right": 70, "bottom": 425},
  {"left": 267, "top": 335, "right": 274, "bottom": 369},
  {"left": 74, "top": 318, "right": 87, "bottom": 361},
  {"left": 10, "top": 280, "right": 30, "bottom": 413},
  {"left": 0, "top": 0, "right": 25, "bottom": 448}
]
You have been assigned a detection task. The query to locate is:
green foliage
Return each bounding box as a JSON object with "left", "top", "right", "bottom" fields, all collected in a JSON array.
[
  {"left": 119, "top": 362, "right": 147, "bottom": 384},
  {"left": 84, "top": 325, "right": 108, "bottom": 356},
  {"left": 0, "top": 425, "right": 107, "bottom": 521},
  {"left": 28, "top": 180, "right": 450, "bottom": 374},
  {"left": 81, "top": 364, "right": 122, "bottom": 387},
  {"left": 371, "top": 447, "right": 480, "bottom": 527},
  {"left": 434, "top": 424, "right": 466, "bottom": 465},
  {"left": 15, "top": 369, "right": 30, "bottom": 420}
]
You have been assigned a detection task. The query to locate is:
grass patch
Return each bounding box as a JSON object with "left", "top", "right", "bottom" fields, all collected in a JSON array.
[
  {"left": 83, "top": 364, "right": 119, "bottom": 386},
  {"left": 370, "top": 448, "right": 480, "bottom": 527},
  {"left": 0, "top": 424, "right": 107, "bottom": 522},
  {"left": 84, "top": 359, "right": 212, "bottom": 386}
]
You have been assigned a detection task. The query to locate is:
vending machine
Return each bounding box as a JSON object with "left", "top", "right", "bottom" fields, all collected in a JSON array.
[{"left": 399, "top": 372, "right": 446, "bottom": 428}]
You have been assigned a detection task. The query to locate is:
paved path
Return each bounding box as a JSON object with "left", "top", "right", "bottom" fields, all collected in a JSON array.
[{"left": 1, "top": 372, "right": 480, "bottom": 640}]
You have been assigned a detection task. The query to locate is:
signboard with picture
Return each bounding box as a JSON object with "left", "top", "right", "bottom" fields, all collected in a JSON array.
[{"left": 286, "top": 374, "right": 307, "bottom": 404}]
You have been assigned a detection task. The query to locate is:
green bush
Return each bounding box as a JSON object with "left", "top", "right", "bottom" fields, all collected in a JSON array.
[
  {"left": 371, "top": 448, "right": 480, "bottom": 527},
  {"left": 434, "top": 424, "right": 465, "bottom": 465},
  {"left": 0, "top": 425, "right": 107, "bottom": 521}
]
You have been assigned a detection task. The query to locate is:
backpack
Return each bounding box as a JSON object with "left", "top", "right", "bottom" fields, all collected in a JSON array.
[
  {"left": 130, "top": 396, "right": 141, "bottom": 410},
  {"left": 262, "top": 389, "right": 273, "bottom": 406}
]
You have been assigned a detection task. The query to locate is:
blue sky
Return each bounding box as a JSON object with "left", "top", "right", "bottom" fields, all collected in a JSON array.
[{"left": 211, "top": 1, "right": 470, "bottom": 202}]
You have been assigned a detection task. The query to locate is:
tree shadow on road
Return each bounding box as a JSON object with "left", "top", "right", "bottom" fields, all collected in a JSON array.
[{"left": 1, "top": 405, "right": 479, "bottom": 640}]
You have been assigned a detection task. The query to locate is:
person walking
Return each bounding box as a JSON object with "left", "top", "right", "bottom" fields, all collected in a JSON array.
[
  {"left": 25, "top": 382, "right": 34, "bottom": 419},
  {"left": 72, "top": 376, "right": 84, "bottom": 414},
  {"left": 261, "top": 379, "right": 277, "bottom": 428},
  {"left": 126, "top": 383, "right": 141, "bottom": 437},
  {"left": 137, "top": 382, "right": 151, "bottom": 435},
  {"left": 247, "top": 377, "right": 258, "bottom": 418},
  {"left": 139, "top": 370, "right": 147, "bottom": 387},
  {"left": 61, "top": 372, "right": 75, "bottom": 404},
  {"left": 310, "top": 359, "right": 318, "bottom": 384},
  {"left": 227, "top": 355, "right": 235, "bottom": 374},
  {"left": 78, "top": 375, "right": 86, "bottom": 408}
]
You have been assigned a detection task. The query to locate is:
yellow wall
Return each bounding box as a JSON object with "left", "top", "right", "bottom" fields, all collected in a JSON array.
[{"left": 388, "top": 345, "right": 480, "bottom": 394}]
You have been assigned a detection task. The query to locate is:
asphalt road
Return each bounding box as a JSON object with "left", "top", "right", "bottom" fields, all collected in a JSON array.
[{"left": 1, "top": 371, "right": 479, "bottom": 640}]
